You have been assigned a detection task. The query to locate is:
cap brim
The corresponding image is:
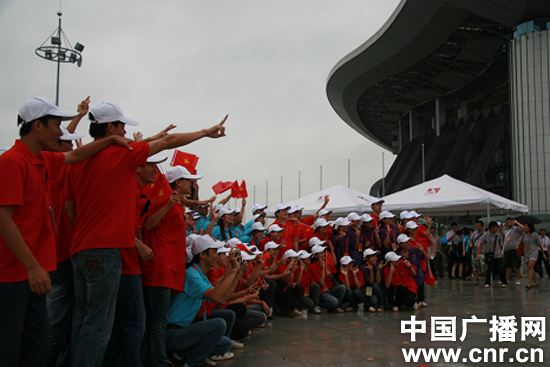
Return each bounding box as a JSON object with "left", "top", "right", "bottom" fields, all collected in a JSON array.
[
  {"left": 54, "top": 111, "right": 80, "bottom": 121},
  {"left": 146, "top": 156, "right": 168, "bottom": 164},
  {"left": 60, "top": 132, "right": 85, "bottom": 141},
  {"left": 120, "top": 117, "right": 139, "bottom": 126}
]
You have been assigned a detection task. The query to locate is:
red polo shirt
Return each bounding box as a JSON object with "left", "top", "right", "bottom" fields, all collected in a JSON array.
[
  {"left": 384, "top": 261, "right": 417, "bottom": 293},
  {"left": 50, "top": 165, "right": 74, "bottom": 264},
  {"left": 270, "top": 219, "right": 296, "bottom": 251},
  {"left": 339, "top": 271, "right": 365, "bottom": 290},
  {"left": 0, "top": 140, "right": 65, "bottom": 282},
  {"left": 66, "top": 142, "right": 149, "bottom": 255},
  {"left": 141, "top": 197, "right": 187, "bottom": 292}
]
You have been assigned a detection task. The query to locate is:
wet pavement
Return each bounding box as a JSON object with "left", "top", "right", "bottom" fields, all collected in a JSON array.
[{"left": 223, "top": 275, "right": 550, "bottom": 366}]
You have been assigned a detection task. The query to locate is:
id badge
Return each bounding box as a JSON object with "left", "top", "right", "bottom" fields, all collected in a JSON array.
[{"left": 365, "top": 286, "right": 373, "bottom": 296}]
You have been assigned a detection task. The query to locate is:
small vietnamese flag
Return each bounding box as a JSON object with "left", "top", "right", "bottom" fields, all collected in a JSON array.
[
  {"left": 212, "top": 181, "right": 236, "bottom": 195},
  {"left": 232, "top": 180, "right": 248, "bottom": 199},
  {"left": 424, "top": 266, "right": 436, "bottom": 286},
  {"left": 142, "top": 172, "right": 172, "bottom": 205},
  {"left": 171, "top": 150, "right": 199, "bottom": 174}
]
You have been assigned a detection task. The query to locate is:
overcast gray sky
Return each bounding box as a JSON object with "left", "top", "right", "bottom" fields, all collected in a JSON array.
[{"left": 0, "top": 0, "right": 399, "bottom": 219}]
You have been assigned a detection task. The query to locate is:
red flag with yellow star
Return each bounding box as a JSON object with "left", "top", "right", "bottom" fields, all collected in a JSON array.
[
  {"left": 212, "top": 181, "right": 236, "bottom": 195},
  {"left": 232, "top": 180, "right": 248, "bottom": 198},
  {"left": 142, "top": 172, "right": 172, "bottom": 205},
  {"left": 170, "top": 150, "right": 199, "bottom": 174}
]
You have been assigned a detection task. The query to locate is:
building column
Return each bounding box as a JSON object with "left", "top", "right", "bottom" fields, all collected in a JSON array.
[{"left": 509, "top": 22, "right": 550, "bottom": 214}]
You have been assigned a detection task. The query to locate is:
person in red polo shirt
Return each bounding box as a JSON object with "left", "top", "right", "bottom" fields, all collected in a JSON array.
[
  {"left": 0, "top": 97, "right": 132, "bottom": 367},
  {"left": 141, "top": 165, "right": 202, "bottom": 367},
  {"left": 384, "top": 251, "right": 418, "bottom": 311},
  {"left": 65, "top": 101, "right": 227, "bottom": 367},
  {"left": 370, "top": 198, "right": 384, "bottom": 227},
  {"left": 269, "top": 204, "right": 297, "bottom": 252}
]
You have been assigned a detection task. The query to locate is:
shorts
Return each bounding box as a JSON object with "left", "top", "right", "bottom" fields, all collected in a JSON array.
[
  {"left": 503, "top": 249, "right": 521, "bottom": 269},
  {"left": 472, "top": 253, "right": 486, "bottom": 272}
]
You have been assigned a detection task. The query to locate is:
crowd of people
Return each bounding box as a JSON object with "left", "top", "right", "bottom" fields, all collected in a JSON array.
[
  {"left": 438, "top": 219, "right": 549, "bottom": 289},
  {"left": 1, "top": 96, "right": 546, "bottom": 367}
]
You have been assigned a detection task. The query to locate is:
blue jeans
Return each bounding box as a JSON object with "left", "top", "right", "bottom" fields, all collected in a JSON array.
[
  {"left": 368, "top": 282, "right": 384, "bottom": 308},
  {"left": 44, "top": 259, "right": 74, "bottom": 367},
  {"left": 71, "top": 248, "right": 121, "bottom": 367},
  {"left": 142, "top": 286, "right": 171, "bottom": 367},
  {"left": 166, "top": 319, "right": 231, "bottom": 367},
  {"left": 0, "top": 281, "right": 49, "bottom": 367},
  {"left": 319, "top": 284, "right": 346, "bottom": 310},
  {"left": 103, "top": 274, "right": 145, "bottom": 367}
]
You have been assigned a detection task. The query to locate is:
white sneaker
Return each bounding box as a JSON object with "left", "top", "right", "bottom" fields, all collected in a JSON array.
[
  {"left": 392, "top": 306, "right": 399, "bottom": 312},
  {"left": 312, "top": 306, "right": 322, "bottom": 314},
  {"left": 334, "top": 307, "right": 344, "bottom": 313},
  {"left": 368, "top": 306, "right": 376, "bottom": 313},
  {"left": 515, "top": 280, "right": 521, "bottom": 286},
  {"left": 421, "top": 302, "right": 428, "bottom": 307},
  {"left": 210, "top": 352, "right": 234, "bottom": 361},
  {"left": 412, "top": 302, "right": 419, "bottom": 310},
  {"left": 485, "top": 284, "right": 490, "bottom": 288},
  {"left": 204, "top": 358, "right": 218, "bottom": 367},
  {"left": 230, "top": 340, "right": 244, "bottom": 349}
]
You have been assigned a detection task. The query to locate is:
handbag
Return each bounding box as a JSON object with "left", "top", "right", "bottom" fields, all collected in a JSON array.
[
  {"left": 517, "top": 240, "right": 524, "bottom": 256},
  {"left": 484, "top": 234, "right": 497, "bottom": 264}
]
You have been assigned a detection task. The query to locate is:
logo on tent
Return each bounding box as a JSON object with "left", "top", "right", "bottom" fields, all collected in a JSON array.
[{"left": 425, "top": 188, "right": 441, "bottom": 195}]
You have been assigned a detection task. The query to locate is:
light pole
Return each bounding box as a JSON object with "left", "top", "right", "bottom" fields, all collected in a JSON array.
[{"left": 35, "top": 11, "right": 84, "bottom": 106}]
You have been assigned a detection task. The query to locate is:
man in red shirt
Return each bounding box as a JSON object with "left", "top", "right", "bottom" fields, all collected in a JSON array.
[
  {"left": 370, "top": 198, "right": 384, "bottom": 227},
  {"left": 0, "top": 97, "right": 132, "bottom": 367},
  {"left": 65, "top": 101, "right": 227, "bottom": 367},
  {"left": 269, "top": 204, "right": 298, "bottom": 252}
]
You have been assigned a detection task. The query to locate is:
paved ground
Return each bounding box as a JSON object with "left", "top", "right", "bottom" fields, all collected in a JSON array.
[{"left": 221, "top": 275, "right": 550, "bottom": 366}]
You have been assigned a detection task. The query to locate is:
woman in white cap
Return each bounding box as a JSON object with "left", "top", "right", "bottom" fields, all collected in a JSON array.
[
  {"left": 383, "top": 251, "right": 418, "bottom": 311},
  {"left": 338, "top": 256, "right": 368, "bottom": 311},
  {"left": 273, "top": 250, "right": 304, "bottom": 317},
  {"left": 212, "top": 207, "right": 237, "bottom": 241},
  {"left": 379, "top": 211, "right": 399, "bottom": 254},
  {"left": 345, "top": 212, "right": 363, "bottom": 266},
  {"left": 359, "top": 249, "right": 385, "bottom": 312},
  {"left": 332, "top": 217, "right": 352, "bottom": 265},
  {"left": 249, "top": 222, "right": 267, "bottom": 250},
  {"left": 312, "top": 218, "right": 338, "bottom": 268},
  {"left": 397, "top": 232, "right": 428, "bottom": 308},
  {"left": 294, "top": 250, "right": 318, "bottom": 312},
  {"left": 310, "top": 245, "right": 346, "bottom": 313},
  {"left": 359, "top": 214, "right": 382, "bottom": 261}
]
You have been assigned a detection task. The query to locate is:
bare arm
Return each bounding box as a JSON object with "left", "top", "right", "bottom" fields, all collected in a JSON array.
[
  {"left": 0, "top": 206, "right": 51, "bottom": 294},
  {"left": 65, "top": 96, "right": 90, "bottom": 133},
  {"left": 143, "top": 192, "right": 179, "bottom": 231},
  {"left": 63, "top": 135, "right": 132, "bottom": 166},
  {"left": 147, "top": 116, "right": 227, "bottom": 157}
]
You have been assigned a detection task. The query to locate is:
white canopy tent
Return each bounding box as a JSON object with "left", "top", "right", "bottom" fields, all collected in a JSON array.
[
  {"left": 266, "top": 184, "right": 377, "bottom": 218},
  {"left": 380, "top": 174, "right": 529, "bottom": 217}
]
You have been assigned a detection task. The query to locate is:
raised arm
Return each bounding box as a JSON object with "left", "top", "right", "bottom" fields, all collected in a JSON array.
[{"left": 63, "top": 135, "right": 132, "bottom": 166}]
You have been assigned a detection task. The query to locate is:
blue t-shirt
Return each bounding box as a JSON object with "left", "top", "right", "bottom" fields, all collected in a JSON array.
[
  {"left": 168, "top": 265, "right": 214, "bottom": 327},
  {"left": 195, "top": 215, "right": 209, "bottom": 232}
]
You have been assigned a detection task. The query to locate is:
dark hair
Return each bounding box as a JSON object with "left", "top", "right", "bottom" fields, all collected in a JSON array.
[
  {"left": 217, "top": 216, "right": 228, "bottom": 241},
  {"left": 526, "top": 223, "right": 536, "bottom": 233},
  {"left": 19, "top": 115, "right": 51, "bottom": 137},
  {"left": 476, "top": 220, "right": 484, "bottom": 227},
  {"left": 488, "top": 221, "right": 498, "bottom": 229},
  {"left": 169, "top": 180, "right": 179, "bottom": 190},
  {"left": 456, "top": 229, "right": 464, "bottom": 236},
  {"left": 89, "top": 114, "right": 120, "bottom": 139},
  {"left": 191, "top": 248, "right": 211, "bottom": 264},
  {"left": 463, "top": 228, "right": 472, "bottom": 236},
  {"left": 505, "top": 217, "right": 514, "bottom": 221},
  {"left": 451, "top": 222, "right": 458, "bottom": 227}
]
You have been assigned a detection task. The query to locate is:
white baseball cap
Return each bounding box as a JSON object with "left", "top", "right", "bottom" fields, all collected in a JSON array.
[
  {"left": 360, "top": 214, "right": 374, "bottom": 223},
  {"left": 59, "top": 125, "right": 84, "bottom": 141},
  {"left": 253, "top": 213, "right": 266, "bottom": 221},
  {"left": 226, "top": 238, "right": 243, "bottom": 248},
  {"left": 297, "top": 250, "right": 311, "bottom": 259},
  {"left": 146, "top": 154, "right": 168, "bottom": 164},
  {"left": 268, "top": 224, "right": 285, "bottom": 234},
  {"left": 315, "top": 218, "right": 330, "bottom": 228},
  {"left": 252, "top": 204, "right": 267, "bottom": 213},
  {"left": 347, "top": 212, "right": 361, "bottom": 221},
  {"left": 283, "top": 249, "right": 299, "bottom": 258},
  {"left": 231, "top": 207, "right": 241, "bottom": 215},
  {"left": 246, "top": 245, "right": 262, "bottom": 255},
  {"left": 311, "top": 245, "right": 326, "bottom": 255},
  {"left": 379, "top": 211, "right": 396, "bottom": 220},
  {"left": 409, "top": 210, "right": 422, "bottom": 218},
  {"left": 340, "top": 256, "right": 353, "bottom": 266},
  {"left": 335, "top": 217, "right": 351, "bottom": 228},
  {"left": 165, "top": 166, "right": 202, "bottom": 183},
  {"left": 89, "top": 101, "right": 139, "bottom": 126},
  {"left": 191, "top": 235, "right": 224, "bottom": 255},
  {"left": 319, "top": 209, "right": 333, "bottom": 216},
  {"left": 186, "top": 234, "right": 199, "bottom": 249},
  {"left": 371, "top": 198, "right": 385, "bottom": 205},
  {"left": 214, "top": 204, "right": 225, "bottom": 212},
  {"left": 405, "top": 221, "right": 419, "bottom": 230},
  {"left": 264, "top": 241, "right": 281, "bottom": 250},
  {"left": 399, "top": 211, "right": 410, "bottom": 220},
  {"left": 397, "top": 234, "right": 411, "bottom": 243},
  {"left": 363, "top": 248, "right": 379, "bottom": 258},
  {"left": 274, "top": 204, "right": 291, "bottom": 213},
  {"left": 308, "top": 237, "right": 326, "bottom": 248},
  {"left": 241, "top": 252, "right": 256, "bottom": 261},
  {"left": 385, "top": 251, "right": 402, "bottom": 262},
  {"left": 217, "top": 246, "right": 231, "bottom": 255},
  {"left": 251, "top": 222, "right": 266, "bottom": 232},
  {"left": 18, "top": 97, "right": 78, "bottom": 125}
]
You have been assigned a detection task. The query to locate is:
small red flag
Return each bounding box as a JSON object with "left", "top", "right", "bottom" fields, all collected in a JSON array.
[
  {"left": 171, "top": 150, "right": 199, "bottom": 174},
  {"left": 142, "top": 173, "right": 172, "bottom": 205},
  {"left": 424, "top": 266, "right": 436, "bottom": 286},
  {"left": 212, "top": 181, "right": 236, "bottom": 195},
  {"left": 232, "top": 180, "right": 248, "bottom": 199}
]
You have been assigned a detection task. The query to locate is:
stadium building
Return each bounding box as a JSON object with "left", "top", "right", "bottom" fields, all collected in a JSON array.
[{"left": 327, "top": 0, "right": 550, "bottom": 215}]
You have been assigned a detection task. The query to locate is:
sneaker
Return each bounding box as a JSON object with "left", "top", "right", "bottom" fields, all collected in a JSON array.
[
  {"left": 210, "top": 352, "right": 234, "bottom": 361},
  {"left": 334, "top": 307, "right": 344, "bottom": 313},
  {"left": 485, "top": 284, "right": 490, "bottom": 288},
  {"left": 515, "top": 280, "right": 521, "bottom": 286},
  {"left": 231, "top": 340, "right": 244, "bottom": 349},
  {"left": 421, "top": 302, "right": 428, "bottom": 307},
  {"left": 368, "top": 306, "right": 376, "bottom": 313},
  {"left": 292, "top": 308, "right": 302, "bottom": 316},
  {"left": 501, "top": 284, "right": 507, "bottom": 288},
  {"left": 377, "top": 308, "right": 384, "bottom": 312},
  {"left": 412, "top": 302, "right": 419, "bottom": 310},
  {"left": 312, "top": 306, "right": 322, "bottom": 314},
  {"left": 204, "top": 358, "right": 218, "bottom": 367},
  {"left": 344, "top": 307, "right": 355, "bottom": 312},
  {"left": 392, "top": 306, "right": 399, "bottom": 312}
]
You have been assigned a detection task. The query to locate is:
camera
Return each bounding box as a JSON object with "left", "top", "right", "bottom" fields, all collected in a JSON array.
[{"left": 234, "top": 249, "right": 243, "bottom": 265}]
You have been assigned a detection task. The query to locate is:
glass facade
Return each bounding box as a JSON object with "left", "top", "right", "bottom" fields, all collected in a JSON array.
[{"left": 509, "top": 26, "right": 550, "bottom": 214}]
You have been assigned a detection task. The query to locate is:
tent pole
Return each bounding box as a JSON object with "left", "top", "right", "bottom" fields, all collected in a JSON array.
[{"left": 487, "top": 202, "right": 490, "bottom": 223}]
